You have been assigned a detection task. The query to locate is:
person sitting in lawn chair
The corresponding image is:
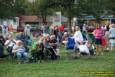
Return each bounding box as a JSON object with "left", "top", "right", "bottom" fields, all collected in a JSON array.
[
  {"left": 0, "top": 33, "right": 5, "bottom": 58},
  {"left": 30, "top": 36, "right": 44, "bottom": 63},
  {"left": 12, "top": 40, "right": 28, "bottom": 64},
  {"left": 62, "top": 32, "right": 69, "bottom": 47},
  {"left": 5, "top": 33, "right": 16, "bottom": 58},
  {"left": 16, "top": 32, "right": 32, "bottom": 46},
  {"left": 74, "top": 40, "right": 95, "bottom": 57},
  {"left": 49, "top": 35, "right": 59, "bottom": 57},
  {"left": 73, "top": 26, "right": 93, "bottom": 57},
  {"left": 43, "top": 34, "right": 57, "bottom": 60}
]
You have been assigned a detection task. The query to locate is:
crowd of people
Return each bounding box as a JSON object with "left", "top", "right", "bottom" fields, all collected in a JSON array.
[{"left": 0, "top": 23, "right": 115, "bottom": 64}]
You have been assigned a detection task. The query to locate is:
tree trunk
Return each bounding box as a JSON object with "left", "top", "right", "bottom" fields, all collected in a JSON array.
[
  {"left": 68, "top": 16, "right": 72, "bottom": 33},
  {"left": 17, "top": 14, "right": 22, "bottom": 27},
  {"left": 42, "top": 15, "right": 47, "bottom": 24}
]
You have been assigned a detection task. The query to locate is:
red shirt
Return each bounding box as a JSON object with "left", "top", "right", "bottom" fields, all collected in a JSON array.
[{"left": 58, "top": 25, "right": 64, "bottom": 32}]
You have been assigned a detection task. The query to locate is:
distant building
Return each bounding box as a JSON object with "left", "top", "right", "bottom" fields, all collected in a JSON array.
[
  {"left": 78, "top": 15, "right": 115, "bottom": 25},
  {"left": 0, "top": 17, "right": 19, "bottom": 31},
  {"left": 19, "top": 15, "right": 68, "bottom": 28}
]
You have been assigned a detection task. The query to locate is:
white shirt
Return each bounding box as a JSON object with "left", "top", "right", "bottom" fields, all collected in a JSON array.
[
  {"left": 24, "top": 24, "right": 31, "bottom": 35},
  {"left": 73, "top": 30, "right": 84, "bottom": 43},
  {"left": 83, "top": 25, "right": 87, "bottom": 31},
  {"left": 1, "top": 25, "right": 8, "bottom": 31},
  {"left": 78, "top": 44, "right": 90, "bottom": 54},
  {"left": 109, "top": 28, "right": 115, "bottom": 38},
  {"left": 5, "top": 39, "right": 15, "bottom": 48},
  {"left": 13, "top": 45, "right": 25, "bottom": 53}
]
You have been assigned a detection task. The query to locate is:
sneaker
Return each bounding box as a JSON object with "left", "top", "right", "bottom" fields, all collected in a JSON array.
[
  {"left": 101, "top": 53, "right": 104, "bottom": 56},
  {"left": 107, "top": 48, "right": 109, "bottom": 50}
]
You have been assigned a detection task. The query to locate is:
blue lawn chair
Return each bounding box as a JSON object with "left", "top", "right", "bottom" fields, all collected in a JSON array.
[{"left": 66, "top": 37, "right": 75, "bottom": 49}]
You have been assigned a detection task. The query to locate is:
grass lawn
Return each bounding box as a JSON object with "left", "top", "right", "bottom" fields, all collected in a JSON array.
[{"left": 0, "top": 47, "right": 115, "bottom": 77}]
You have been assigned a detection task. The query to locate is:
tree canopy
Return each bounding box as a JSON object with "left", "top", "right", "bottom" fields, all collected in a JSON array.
[
  {"left": 0, "top": 0, "right": 14, "bottom": 18},
  {"left": 0, "top": 0, "right": 115, "bottom": 20}
]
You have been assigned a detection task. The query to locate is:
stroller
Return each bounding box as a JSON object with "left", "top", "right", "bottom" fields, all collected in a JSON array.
[
  {"left": 43, "top": 47, "right": 57, "bottom": 60},
  {"left": 30, "top": 43, "right": 44, "bottom": 63}
]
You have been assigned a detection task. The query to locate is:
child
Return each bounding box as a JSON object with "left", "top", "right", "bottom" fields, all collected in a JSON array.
[
  {"left": 101, "top": 36, "right": 107, "bottom": 51},
  {"left": 104, "top": 30, "right": 110, "bottom": 51}
]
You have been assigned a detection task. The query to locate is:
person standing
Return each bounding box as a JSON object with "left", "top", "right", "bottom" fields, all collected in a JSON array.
[
  {"left": 1, "top": 22, "right": 8, "bottom": 38},
  {"left": 8, "top": 24, "right": 13, "bottom": 32},
  {"left": 73, "top": 26, "right": 84, "bottom": 58},
  {"left": 109, "top": 24, "right": 115, "bottom": 50},
  {"left": 73, "top": 26, "right": 84, "bottom": 43},
  {"left": 93, "top": 24, "right": 104, "bottom": 55},
  {"left": 24, "top": 24, "right": 31, "bottom": 36}
]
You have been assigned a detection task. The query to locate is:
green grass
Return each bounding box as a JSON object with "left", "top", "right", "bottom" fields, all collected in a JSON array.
[{"left": 0, "top": 48, "right": 115, "bottom": 77}]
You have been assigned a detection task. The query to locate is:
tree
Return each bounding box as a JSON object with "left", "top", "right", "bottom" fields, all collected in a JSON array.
[
  {"left": 104, "top": 0, "right": 115, "bottom": 15},
  {"left": 37, "top": 0, "right": 79, "bottom": 31},
  {"left": 61, "top": 0, "right": 77, "bottom": 31},
  {"left": 78, "top": 0, "right": 106, "bottom": 23},
  {"left": 38, "top": 0, "right": 54, "bottom": 23},
  {"left": 39, "top": 0, "right": 78, "bottom": 31},
  {"left": 0, "top": 0, "right": 14, "bottom": 18},
  {"left": 13, "top": 0, "right": 28, "bottom": 16}
]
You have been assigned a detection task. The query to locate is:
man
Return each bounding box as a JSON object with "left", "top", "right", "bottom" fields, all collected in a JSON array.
[
  {"left": 1, "top": 22, "right": 8, "bottom": 38},
  {"left": 24, "top": 24, "right": 31, "bottom": 36}
]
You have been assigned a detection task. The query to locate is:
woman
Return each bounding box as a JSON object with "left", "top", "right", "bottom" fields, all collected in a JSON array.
[
  {"left": 5, "top": 33, "right": 16, "bottom": 57},
  {"left": 43, "top": 34, "right": 57, "bottom": 60},
  {"left": 73, "top": 26, "right": 84, "bottom": 44},
  {"left": 50, "top": 35, "right": 59, "bottom": 56},
  {"left": 73, "top": 26, "right": 84, "bottom": 57},
  {"left": 109, "top": 24, "right": 115, "bottom": 50},
  {"left": 62, "top": 32, "right": 69, "bottom": 46},
  {"left": 93, "top": 24, "right": 104, "bottom": 55}
]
